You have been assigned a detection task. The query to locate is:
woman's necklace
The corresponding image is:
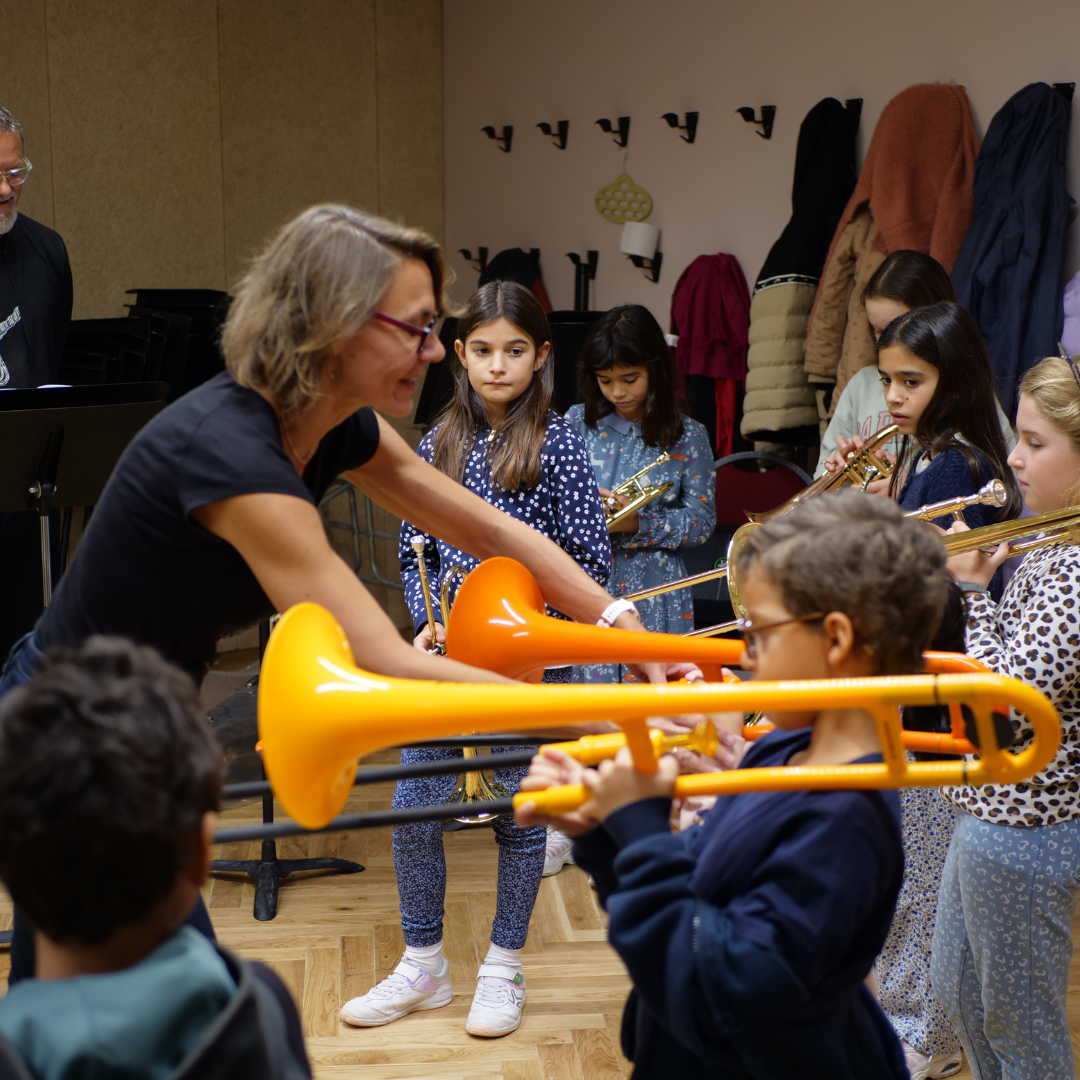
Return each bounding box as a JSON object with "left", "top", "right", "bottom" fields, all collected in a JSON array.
[{"left": 282, "top": 423, "right": 316, "bottom": 467}]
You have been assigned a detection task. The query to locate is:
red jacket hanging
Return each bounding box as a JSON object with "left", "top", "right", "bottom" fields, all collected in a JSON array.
[{"left": 670, "top": 253, "right": 751, "bottom": 381}]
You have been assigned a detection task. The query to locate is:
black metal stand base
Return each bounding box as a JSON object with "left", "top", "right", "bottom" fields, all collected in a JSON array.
[{"left": 211, "top": 838, "right": 364, "bottom": 921}]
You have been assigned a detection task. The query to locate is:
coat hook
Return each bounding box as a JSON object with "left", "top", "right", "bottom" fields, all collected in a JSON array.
[
  {"left": 595, "top": 116, "right": 630, "bottom": 148},
  {"left": 481, "top": 125, "right": 513, "bottom": 152},
  {"left": 626, "top": 251, "right": 663, "bottom": 283},
  {"left": 661, "top": 111, "right": 698, "bottom": 144},
  {"left": 735, "top": 106, "right": 776, "bottom": 140},
  {"left": 566, "top": 251, "right": 598, "bottom": 311},
  {"left": 537, "top": 120, "right": 569, "bottom": 149},
  {"left": 459, "top": 247, "right": 489, "bottom": 273},
  {"left": 845, "top": 98, "right": 863, "bottom": 123},
  {"left": 1053, "top": 82, "right": 1075, "bottom": 102}
]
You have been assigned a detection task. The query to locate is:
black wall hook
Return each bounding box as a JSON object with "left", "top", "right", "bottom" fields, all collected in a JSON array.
[
  {"left": 661, "top": 111, "right": 698, "bottom": 144},
  {"left": 595, "top": 116, "right": 630, "bottom": 148},
  {"left": 481, "top": 125, "right": 513, "bottom": 152},
  {"left": 736, "top": 105, "right": 776, "bottom": 140},
  {"left": 626, "top": 251, "right": 663, "bottom": 283},
  {"left": 566, "top": 251, "right": 598, "bottom": 311},
  {"left": 1053, "top": 82, "right": 1076, "bottom": 102},
  {"left": 459, "top": 247, "right": 488, "bottom": 273},
  {"left": 537, "top": 120, "right": 569, "bottom": 149}
]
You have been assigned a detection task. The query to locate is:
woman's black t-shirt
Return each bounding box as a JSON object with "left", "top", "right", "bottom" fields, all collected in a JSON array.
[{"left": 36, "top": 372, "right": 380, "bottom": 680}]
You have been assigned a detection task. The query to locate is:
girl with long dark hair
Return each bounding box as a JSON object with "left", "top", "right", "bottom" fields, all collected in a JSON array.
[
  {"left": 340, "top": 281, "right": 610, "bottom": 1038},
  {"left": 566, "top": 304, "right": 715, "bottom": 684},
  {"left": 817, "top": 251, "right": 1012, "bottom": 476},
  {"left": 822, "top": 299, "right": 1021, "bottom": 1079}
]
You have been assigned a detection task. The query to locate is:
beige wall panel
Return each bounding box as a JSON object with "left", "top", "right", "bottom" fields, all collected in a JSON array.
[
  {"left": 0, "top": 0, "right": 54, "bottom": 227},
  {"left": 218, "top": 0, "right": 380, "bottom": 288},
  {"left": 375, "top": 0, "right": 442, "bottom": 241},
  {"left": 46, "top": 0, "right": 226, "bottom": 318}
]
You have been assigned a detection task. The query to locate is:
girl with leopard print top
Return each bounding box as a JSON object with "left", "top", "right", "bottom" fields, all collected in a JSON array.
[{"left": 930, "top": 354, "right": 1080, "bottom": 1080}]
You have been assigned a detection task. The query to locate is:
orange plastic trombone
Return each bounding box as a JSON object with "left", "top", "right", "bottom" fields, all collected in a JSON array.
[
  {"left": 446, "top": 557, "right": 743, "bottom": 681},
  {"left": 257, "top": 603, "right": 1060, "bottom": 830}
]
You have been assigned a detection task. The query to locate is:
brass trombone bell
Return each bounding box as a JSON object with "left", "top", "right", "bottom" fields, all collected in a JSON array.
[{"left": 257, "top": 602, "right": 1061, "bottom": 829}]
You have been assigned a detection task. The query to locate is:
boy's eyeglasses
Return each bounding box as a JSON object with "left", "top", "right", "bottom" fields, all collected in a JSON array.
[
  {"left": 373, "top": 312, "right": 441, "bottom": 354},
  {"left": 737, "top": 612, "right": 826, "bottom": 659},
  {"left": 0, "top": 160, "right": 32, "bottom": 188}
]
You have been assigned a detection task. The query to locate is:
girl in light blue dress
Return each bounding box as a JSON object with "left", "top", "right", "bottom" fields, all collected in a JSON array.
[{"left": 566, "top": 304, "right": 715, "bottom": 683}]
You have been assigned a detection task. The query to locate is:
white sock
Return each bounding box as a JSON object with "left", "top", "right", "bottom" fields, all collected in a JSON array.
[
  {"left": 403, "top": 941, "right": 445, "bottom": 974},
  {"left": 483, "top": 943, "right": 524, "bottom": 974}
]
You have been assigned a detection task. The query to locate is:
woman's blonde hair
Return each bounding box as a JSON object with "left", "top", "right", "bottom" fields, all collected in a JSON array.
[
  {"left": 1018, "top": 354, "right": 1080, "bottom": 503},
  {"left": 223, "top": 204, "right": 450, "bottom": 418}
]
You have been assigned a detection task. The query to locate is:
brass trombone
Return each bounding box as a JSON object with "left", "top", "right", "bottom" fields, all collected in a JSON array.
[
  {"left": 624, "top": 426, "right": 900, "bottom": 609},
  {"left": 603, "top": 452, "right": 673, "bottom": 529},
  {"left": 407, "top": 540, "right": 506, "bottom": 822},
  {"left": 633, "top": 477, "right": 1013, "bottom": 637}
]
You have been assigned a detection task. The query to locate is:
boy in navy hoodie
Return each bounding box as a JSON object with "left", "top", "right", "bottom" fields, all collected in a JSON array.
[
  {"left": 519, "top": 491, "right": 950, "bottom": 1079},
  {"left": 0, "top": 638, "right": 311, "bottom": 1080}
]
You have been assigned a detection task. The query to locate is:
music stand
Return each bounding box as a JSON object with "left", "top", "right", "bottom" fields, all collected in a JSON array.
[{"left": 0, "top": 383, "right": 170, "bottom": 605}]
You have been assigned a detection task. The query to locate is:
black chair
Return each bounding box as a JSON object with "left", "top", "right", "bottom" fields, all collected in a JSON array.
[{"left": 679, "top": 451, "right": 811, "bottom": 631}]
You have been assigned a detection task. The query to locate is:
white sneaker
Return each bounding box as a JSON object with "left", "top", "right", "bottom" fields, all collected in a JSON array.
[
  {"left": 902, "top": 1040, "right": 963, "bottom": 1080},
  {"left": 464, "top": 963, "right": 526, "bottom": 1037},
  {"left": 339, "top": 959, "right": 452, "bottom": 1027},
  {"left": 543, "top": 826, "right": 575, "bottom": 876}
]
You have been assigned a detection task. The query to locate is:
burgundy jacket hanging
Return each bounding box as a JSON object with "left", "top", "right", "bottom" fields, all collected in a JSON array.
[{"left": 670, "top": 253, "right": 751, "bottom": 380}]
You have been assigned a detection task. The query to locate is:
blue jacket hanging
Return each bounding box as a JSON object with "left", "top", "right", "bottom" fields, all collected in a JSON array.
[{"left": 951, "top": 83, "right": 1073, "bottom": 416}]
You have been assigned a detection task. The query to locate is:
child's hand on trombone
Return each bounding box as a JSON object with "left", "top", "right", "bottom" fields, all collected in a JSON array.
[
  {"left": 413, "top": 621, "right": 446, "bottom": 652},
  {"left": 581, "top": 746, "right": 680, "bottom": 822},
  {"left": 516, "top": 748, "right": 600, "bottom": 835}
]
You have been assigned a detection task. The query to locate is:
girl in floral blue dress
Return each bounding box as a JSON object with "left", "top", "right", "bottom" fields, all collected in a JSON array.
[
  {"left": 341, "top": 281, "right": 611, "bottom": 1040},
  {"left": 566, "top": 304, "right": 716, "bottom": 684}
]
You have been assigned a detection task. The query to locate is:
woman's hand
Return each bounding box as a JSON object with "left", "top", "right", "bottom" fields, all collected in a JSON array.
[
  {"left": 944, "top": 521, "right": 1010, "bottom": 587},
  {"left": 598, "top": 487, "right": 639, "bottom": 533},
  {"left": 413, "top": 621, "right": 446, "bottom": 652},
  {"left": 580, "top": 746, "right": 680, "bottom": 822},
  {"left": 515, "top": 748, "right": 600, "bottom": 835}
]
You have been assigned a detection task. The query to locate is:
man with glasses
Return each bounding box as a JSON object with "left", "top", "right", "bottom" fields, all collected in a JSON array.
[
  {"left": 0, "top": 107, "right": 73, "bottom": 659},
  {"left": 0, "top": 107, "right": 71, "bottom": 390}
]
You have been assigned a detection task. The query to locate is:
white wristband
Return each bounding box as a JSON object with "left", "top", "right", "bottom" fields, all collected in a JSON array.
[{"left": 597, "top": 599, "right": 639, "bottom": 628}]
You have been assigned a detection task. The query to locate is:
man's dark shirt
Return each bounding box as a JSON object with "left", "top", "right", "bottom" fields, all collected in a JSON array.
[{"left": 0, "top": 212, "right": 72, "bottom": 388}]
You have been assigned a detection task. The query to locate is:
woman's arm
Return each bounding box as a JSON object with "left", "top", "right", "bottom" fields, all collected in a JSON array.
[
  {"left": 346, "top": 416, "right": 641, "bottom": 630},
  {"left": 628, "top": 423, "right": 717, "bottom": 550},
  {"left": 192, "top": 492, "right": 513, "bottom": 684}
]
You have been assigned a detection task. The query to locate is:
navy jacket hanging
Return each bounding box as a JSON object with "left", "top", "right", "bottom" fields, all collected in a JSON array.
[{"left": 950, "top": 83, "right": 1073, "bottom": 416}]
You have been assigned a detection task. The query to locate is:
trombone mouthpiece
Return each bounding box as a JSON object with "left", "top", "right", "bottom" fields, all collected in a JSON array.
[{"left": 410, "top": 534, "right": 425, "bottom": 554}]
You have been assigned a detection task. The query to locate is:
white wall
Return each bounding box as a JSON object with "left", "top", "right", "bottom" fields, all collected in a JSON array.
[{"left": 443, "top": 0, "right": 1080, "bottom": 325}]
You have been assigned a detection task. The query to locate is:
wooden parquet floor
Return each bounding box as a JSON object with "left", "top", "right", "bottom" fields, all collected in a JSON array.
[{"left": 3, "top": 753, "right": 1080, "bottom": 1078}]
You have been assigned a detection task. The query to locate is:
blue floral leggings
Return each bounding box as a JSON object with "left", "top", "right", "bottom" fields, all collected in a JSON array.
[
  {"left": 391, "top": 744, "right": 546, "bottom": 950},
  {"left": 931, "top": 809, "right": 1080, "bottom": 1080}
]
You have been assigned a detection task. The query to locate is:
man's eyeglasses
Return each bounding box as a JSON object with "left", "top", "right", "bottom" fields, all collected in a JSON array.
[
  {"left": 737, "top": 612, "right": 826, "bottom": 659},
  {"left": 373, "top": 312, "right": 441, "bottom": 355},
  {"left": 0, "top": 161, "right": 33, "bottom": 189}
]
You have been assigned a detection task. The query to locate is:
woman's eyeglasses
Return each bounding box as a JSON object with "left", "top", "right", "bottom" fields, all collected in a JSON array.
[
  {"left": 373, "top": 312, "right": 441, "bottom": 354},
  {"left": 736, "top": 612, "right": 826, "bottom": 659}
]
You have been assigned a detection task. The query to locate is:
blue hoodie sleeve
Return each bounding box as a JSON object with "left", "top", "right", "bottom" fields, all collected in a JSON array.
[{"left": 600, "top": 800, "right": 899, "bottom": 1057}]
